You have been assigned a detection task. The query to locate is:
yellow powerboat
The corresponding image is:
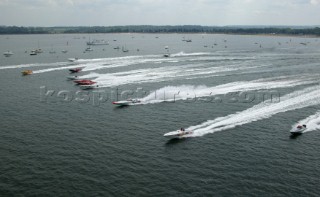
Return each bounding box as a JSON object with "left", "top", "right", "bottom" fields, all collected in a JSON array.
[{"left": 22, "top": 70, "right": 33, "bottom": 76}]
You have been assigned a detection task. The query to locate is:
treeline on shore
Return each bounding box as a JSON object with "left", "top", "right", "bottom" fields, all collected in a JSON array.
[{"left": 1, "top": 25, "right": 320, "bottom": 35}]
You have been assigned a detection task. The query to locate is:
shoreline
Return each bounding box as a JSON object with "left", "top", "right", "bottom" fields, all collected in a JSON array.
[{"left": 1, "top": 32, "right": 319, "bottom": 38}]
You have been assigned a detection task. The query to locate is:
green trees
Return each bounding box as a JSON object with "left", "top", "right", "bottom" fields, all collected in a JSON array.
[{"left": 0, "top": 25, "right": 319, "bottom": 35}]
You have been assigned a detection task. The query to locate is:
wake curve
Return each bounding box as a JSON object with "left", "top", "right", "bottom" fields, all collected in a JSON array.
[
  {"left": 291, "top": 111, "right": 320, "bottom": 133},
  {"left": 140, "top": 76, "right": 320, "bottom": 104},
  {"left": 180, "top": 85, "right": 320, "bottom": 137}
]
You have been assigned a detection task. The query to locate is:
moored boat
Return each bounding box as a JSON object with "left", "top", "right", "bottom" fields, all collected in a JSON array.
[
  {"left": 3, "top": 51, "right": 14, "bottom": 57},
  {"left": 87, "top": 40, "right": 109, "bottom": 45}
]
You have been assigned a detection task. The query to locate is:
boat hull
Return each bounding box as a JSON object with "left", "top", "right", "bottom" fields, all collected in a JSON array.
[
  {"left": 290, "top": 127, "right": 306, "bottom": 135},
  {"left": 22, "top": 70, "right": 33, "bottom": 75},
  {"left": 163, "top": 130, "right": 193, "bottom": 139},
  {"left": 112, "top": 99, "right": 141, "bottom": 106},
  {"left": 79, "top": 85, "right": 99, "bottom": 90}
]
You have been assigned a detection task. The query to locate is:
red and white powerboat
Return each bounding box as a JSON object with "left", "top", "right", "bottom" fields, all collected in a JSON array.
[{"left": 74, "top": 79, "right": 96, "bottom": 85}]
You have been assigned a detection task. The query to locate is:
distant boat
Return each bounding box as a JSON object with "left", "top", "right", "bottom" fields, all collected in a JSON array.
[
  {"left": 61, "top": 50, "right": 68, "bottom": 53},
  {"left": 22, "top": 70, "right": 33, "bottom": 76},
  {"left": 30, "top": 50, "right": 37, "bottom": 55},
  {"left": 69, "top": 67, "right": 82, "bottom": 73},
  {"left": 85, "top": 47, "right": 93, "bottom": 52},
  {"left": 163, "top": 53, "right": 170, "bottom": 57},
  {"left": 113, "top": 46, "right": 120, "bottom": 50},
  {"left": 35, "top": 49, "right": 43, "bottom": 53},
  {"left": 3, "top": 51, "right": 13, "bottom": 57},
  {"left": 122, "top": 46, "right": 129, "bottom": 52},
  {"left": 185, "top": 39, "right": 192, "bottom": 42},
  {"left": 30, "top": 49, "right": 42, "bottom": 55},
  {"left": 68, "top": 58, "right": 79, "bottom": 62},
  {"left": 87, "top": 40, "right": 109, "bottom": 45}
]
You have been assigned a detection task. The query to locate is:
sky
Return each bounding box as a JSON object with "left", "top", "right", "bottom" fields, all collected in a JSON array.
[{"left": 0, "top": 0, "right": 320, "bottom": 26}]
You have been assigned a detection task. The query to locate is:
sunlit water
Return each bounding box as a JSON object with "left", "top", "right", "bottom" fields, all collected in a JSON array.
[{"left": 1, "top": 33, "right": 320, "bottom": 196}]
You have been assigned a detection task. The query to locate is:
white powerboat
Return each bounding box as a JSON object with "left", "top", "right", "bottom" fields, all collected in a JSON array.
[
  {"left": 85, "top": 47, "right": 93, "bottom": 52},
  {"left": 3, "top": 51, "right": 14, "bottom": 57},
  {"left": 164, "top": 129, "right": 193, "bottom": 139},
  {"left": 290, "top": 124, "right": 307, "bottom": 135},
  {"left": 112, "top": 99, "right": 141, "bottom": 106},
  {"left": 163, "top": 53, "right": 170, "bottom": 57},
  {"left": 87, "top": 40, "right": 109, "bottom": 45},
  {"left": 68, "top": 58, "right": 79, "bottom": 62}
]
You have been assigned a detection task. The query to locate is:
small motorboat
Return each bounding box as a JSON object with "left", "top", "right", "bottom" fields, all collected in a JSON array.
[
  {"left": 112, "top": 98, "right": 141, "bottom": 106},
  {"left": 290, "top": 124, "right": 307, "bottom": 135},
  {"left": 3, "top": 51, "right": 14, "bottom": 57},
  {"left": 69, "top": 67, "right": 82, "bottom": 73},
  {"left": 163, "top": 53, "right": 170, "bottom": 57},
  {"left": 22, "top": 70, "right": 33, "bottom": 75},
  {"left": 68, "top": 58, "right": 79, "bottom": 62},
  {"left": 164, "top": 128, "right": 193, "bottom": 139},
  {"left": 74, "top": 79, "right": 96, "bottom": 85},
  {"left": 30, "top": 50, "right": 37, "bottom": 55},
  {"left": 87, "top": 40, "right": 109, "bottom": 45},
  {"left": 85, "top": 47, "right": 93, "bottom": 52}
]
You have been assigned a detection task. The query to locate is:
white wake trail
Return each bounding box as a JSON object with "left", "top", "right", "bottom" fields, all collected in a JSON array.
[
  {"left": 84, "top": 61, "right": 266, "bottom": 88},
  {"left": 291, "top": 111, "right": 320, "bottom": 133},
  {"left": 182, "top": 85, "right": 320, "bottom": 137},
  {"left": 141, "top": 76, "right": 319, "bottom": 104}
]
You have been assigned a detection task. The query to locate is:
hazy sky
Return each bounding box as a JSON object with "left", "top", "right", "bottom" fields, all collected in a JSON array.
[{"left": 0, "top": 0, "right": 320, "bottom": 26}]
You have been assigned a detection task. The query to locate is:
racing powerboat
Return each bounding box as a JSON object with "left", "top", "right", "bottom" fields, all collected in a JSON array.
[
  {"left": 290, "top": 124, "right": 307, "bottom": 135},
  {"left": 74, "top": 79, "right": 96, "bottom": 85},
  {"left": 112, "top": 99, "right": 141, "bottom": 106},
  {"left": 69, "top": 67, "right": 82, "bottom": 73},
  {"left": 163, "top": 129, "right": 193, "bottom": 139},
  {"left": 22, "top": 70, "right": 33, "bottom": 75}
]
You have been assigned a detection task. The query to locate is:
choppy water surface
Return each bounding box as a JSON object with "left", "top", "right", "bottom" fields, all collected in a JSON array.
[{"left": 1, "top": 33, "right": 320, "bottom": 196}]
